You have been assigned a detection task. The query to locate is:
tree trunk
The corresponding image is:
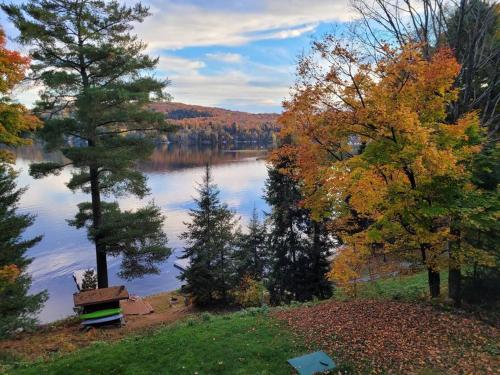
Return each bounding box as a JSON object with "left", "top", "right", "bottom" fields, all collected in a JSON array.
[
  {"left": 428, "top": 268, "right": 440, "bottom": 298},
  {"left": 421, "top": 244, "right": 440, "bottom": 298},
  {"left": 448, "top": 267, "right": 462, "bottom": 307},
  {"left": 220, "top": 247, "right": 226, "bottom": 304},
  {"left": 90, "top": 165, "right": 108, "bottom": 288}
]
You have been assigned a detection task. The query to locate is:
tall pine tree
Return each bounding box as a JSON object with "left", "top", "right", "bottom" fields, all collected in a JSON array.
[
  {"left": 265, "top": 153, "right": 332, "bottom": 303},
  {"left": 2, "top": 0, "right": 173, "bottom": 287},
  {"left": 234, "top": 206, "right": 267, "bottom": 281},
  {"left": 179, "top": 165, "right": 238, "bottom": 306}
]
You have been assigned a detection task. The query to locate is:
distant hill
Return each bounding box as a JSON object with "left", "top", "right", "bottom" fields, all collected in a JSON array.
[
  {"left": 149, "top": 102, "right": 280, "bottom": 146},
  {"left": 150, "top": 102, "right": 279, "bottom": 128}
]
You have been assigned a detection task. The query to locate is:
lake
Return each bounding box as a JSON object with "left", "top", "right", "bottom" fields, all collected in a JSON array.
[{"left": 13, "top": 144, "right": 270, "bottom": 323}]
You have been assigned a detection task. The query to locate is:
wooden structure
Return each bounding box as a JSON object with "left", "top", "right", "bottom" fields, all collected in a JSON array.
[{"left": 74, "top": 286, "right": 129, "bottom": 327}]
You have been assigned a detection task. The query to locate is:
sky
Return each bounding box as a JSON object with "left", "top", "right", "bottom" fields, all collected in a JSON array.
[{"left": 2, "top": 0, "right": 355, "bottom": 113}]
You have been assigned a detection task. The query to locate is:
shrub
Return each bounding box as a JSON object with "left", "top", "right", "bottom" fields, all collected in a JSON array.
[{"left": 233, "top": 276, "right": 267, "bottom": 308}]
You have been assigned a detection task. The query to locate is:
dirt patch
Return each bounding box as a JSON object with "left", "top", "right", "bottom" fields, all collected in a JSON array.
[
  {"left": 0, "top": 291, "right": 193, "bottom": 361},
  {"left": 274, "top": 300, "right": 499, "bottom": 374}
]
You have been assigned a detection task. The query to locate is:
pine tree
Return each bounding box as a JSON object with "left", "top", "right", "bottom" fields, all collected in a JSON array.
[
  {"left": 179, "top": 165, "right": 238, "bottom": 306},
  {"left": 265, "top": 153, "right": 332, "bottom": 303},
  {"left": 0, "top": 165, "right": 47, "bottom": 337},
  {"left": 234, "top": 206, "right": 267, "bottom": 280},
  {"left": 2, "top": 0, "right": 173, "bottom": 287}
]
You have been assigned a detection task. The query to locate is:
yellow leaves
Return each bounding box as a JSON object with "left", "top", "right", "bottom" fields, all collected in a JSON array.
[
  {"left": 233, "top": 276, "right": 266, "bottom": 308},
  {"left": 0, "top": 102, "right": 42, "bottom": 162},
  {"left": 328, "top": 246, "right": 367, "bottom": 296},
  {"left": 345, "top": 165, "right": 387, "bottom": 216},
  {"left": 0, "top": 265, "right": 20, "bottom": 293},
  {"left": 276, "top": 39, "right": 490, "bottom": 276}
]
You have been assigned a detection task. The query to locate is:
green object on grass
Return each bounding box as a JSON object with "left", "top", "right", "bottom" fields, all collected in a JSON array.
[
  {"left": 79, "top": 308, "right": 122, "bottom": 320},
  {"left": 288, "top": 351, "right": 336, "bottom": 375}
]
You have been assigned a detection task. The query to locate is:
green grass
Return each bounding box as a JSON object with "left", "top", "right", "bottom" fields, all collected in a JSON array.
[
  {"left": 7, "top": 311, "right": 305, "bottom": 375},
  {"left": 334, "top": 271, "right": 449, "bottom": 302}
]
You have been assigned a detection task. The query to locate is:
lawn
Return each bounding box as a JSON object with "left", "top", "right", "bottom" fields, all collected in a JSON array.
[
  {"left": 6, "top": 311, "right": 305, "bottom": 375},
  {"left": 334, "top": 271, "right": 449, "bottom": 301},
  {"left": 4, "top": 273, "right": 498, "bottom": 375}
]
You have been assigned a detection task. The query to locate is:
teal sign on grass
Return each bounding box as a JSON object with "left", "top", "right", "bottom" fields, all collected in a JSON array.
[{"left": 287, "top": 351, "right": 336, "bottom": 375}]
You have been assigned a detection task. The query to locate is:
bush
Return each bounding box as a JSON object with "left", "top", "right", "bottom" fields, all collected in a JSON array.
[{"left": 233, "top": 276, "right": 267, "bottom": 308}]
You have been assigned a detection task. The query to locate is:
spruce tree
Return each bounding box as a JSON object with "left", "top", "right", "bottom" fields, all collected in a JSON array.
[
  {"left": 2, "top": 0, "right": 173, "bottom": 287},
  {"left": 234, "top": 206, "right": 267, "bottom": 280},
  {"left": 179, "top": 165, "right": 238, "bottom": 306},
  {"left": 0, "top": 165, "right": 47, "bottom": 337},
  {"left": 265, "top": 153, "right": 332, "bottom": 303},
  {"left": 302, "top": 220, "right": 334, "bottom": 300},
  {"left": 0, "top": 24, "right": 45, "bottom": 337}
]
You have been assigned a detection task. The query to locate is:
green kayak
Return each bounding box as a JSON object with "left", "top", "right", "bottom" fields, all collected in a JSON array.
[{"left": 79, "top": 308, "right": 122, "bottom": 320}]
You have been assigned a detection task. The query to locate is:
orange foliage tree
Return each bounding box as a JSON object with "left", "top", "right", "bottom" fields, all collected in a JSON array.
[
  {"left": 0, "top": 27, "right": 40, "bottom": 163},
  {"left": 278, "top": 40, "right": 492, "bottom": 299}
]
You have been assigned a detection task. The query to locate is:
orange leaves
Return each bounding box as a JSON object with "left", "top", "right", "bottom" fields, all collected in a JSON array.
[
  {"left": 0, "top": 27, "right": 42, "bottom": 162},
  {"left": 276, "top": 39, "right": 488, "bottom": 278},
  {"left": 275, "top": 300, "right": 499, "bottom": 374},
  {"left": 0, "top": 29, "right": 30, "bottom": 93}
]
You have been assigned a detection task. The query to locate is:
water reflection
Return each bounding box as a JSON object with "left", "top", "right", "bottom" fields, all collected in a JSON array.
[{"left": 13, "top": 144, "right": 269, "bottom": 323}]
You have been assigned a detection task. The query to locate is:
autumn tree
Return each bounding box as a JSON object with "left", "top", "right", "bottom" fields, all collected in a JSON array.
[
  {"left": 348, "top": 0, "right": 499, "bottom": 304},
  {"left": 0, "top": 28, "right": 40, "bottom": 163},
  {"left": 179, "top": 165, "right": 238, "bottom": 306},
  {"left": 2, "top": 0, "right": 173, "bottom": 287},
  {"left": 279, "top": 42, "right": 490, "bottom": 299},
  {"left": 351, "top": 0, "right": 499, "bottom": 135}
]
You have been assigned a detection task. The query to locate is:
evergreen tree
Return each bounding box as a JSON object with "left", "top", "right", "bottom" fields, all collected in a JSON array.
[
  {"left": 234, "top": 206, "right": 267, "bottom": 280},
  {"left": 179, "top": 165, "right": 238, "bottom": 306},
  {"left": 2, "top": 0, "right": 173, "bottom": 287},
  {"left": 265, "top": 153, "right": 332, "bottom": 303},
  {"left": 0, "top": 165, "right": 47, "bottom": 337},
  {"left": 302, "top": 220, "right": 334, "bottom": 300},
  {"left": 0, "top": 24, "right": 45, "bottom": 337}
]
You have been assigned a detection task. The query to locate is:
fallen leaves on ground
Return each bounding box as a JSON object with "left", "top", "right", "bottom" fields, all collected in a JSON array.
[{"left": 274, "top": 300, "right": 499, "bottom": 374}]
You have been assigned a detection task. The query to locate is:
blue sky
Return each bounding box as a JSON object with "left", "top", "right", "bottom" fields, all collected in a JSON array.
[{"left": 3, "top": 0, "right": 355, "bottom": 113}]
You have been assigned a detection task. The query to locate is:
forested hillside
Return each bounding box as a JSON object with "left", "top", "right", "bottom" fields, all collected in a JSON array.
[{"left": 149, "top": 102, "right": 279, "bottom": 145}]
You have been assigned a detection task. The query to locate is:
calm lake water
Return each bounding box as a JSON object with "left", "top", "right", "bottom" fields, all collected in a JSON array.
[{"left": 13, "top": 144, "right": 269, "bottom": 323}]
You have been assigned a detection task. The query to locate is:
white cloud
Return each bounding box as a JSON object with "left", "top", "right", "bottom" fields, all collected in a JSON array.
[
  {"left": 137, "top": 0, "right": 353, "bottom": 50},
  {"left": 206, "top": 52, "right": 243, "bottom": 63},
  {"left": 156, "top": 55, "right": 289, "bottom": 111},
  {"left": 156, "top": 55, "right": 206, "bottom": 76},
  {"left": 6, "top": 0, "right": 356, "bottom": 111},
  {"left": 270, "top": 23, "right": 319, "bottom": 39}
]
